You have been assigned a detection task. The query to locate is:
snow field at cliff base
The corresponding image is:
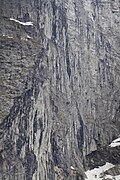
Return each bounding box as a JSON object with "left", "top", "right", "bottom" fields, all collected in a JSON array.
[
  {"left": 85, "top": 163, "right": 120, "bottom": 180},
  {"left": 85, "top": 137, "right": 120, "bottom": 180}
]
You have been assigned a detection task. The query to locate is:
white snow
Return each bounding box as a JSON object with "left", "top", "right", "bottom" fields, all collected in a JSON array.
[
  {"left": 70, "top": 166, "right": 75, "bottom": 170},
  {"left": 31, "top": 97, "right": 34, "bottom": 100},
  {"left": 27, "top": 35, "right": 32, "bottom": 39},
  {"left": 113, "top": 137, "right": 120, "bottom": 143},
  {"left": 8, "top": 36, "right": 13, "bottom": 39},
  {"left": 10, "top": 18, "right": 33, "bottom": 26},
  {"left": 109, "top": 137, "right": 120, "bottom": 148},
  {"left": 114, "top": 175, "right": 120, "bottom": 180},
  {"left": 2, "top": 34, "right": 13, "bottom": 38},
  {"left": 105, "top": 174, "right": 120, "bottom": 180},
  {"left": 85, "top": 162, "right": 115, "bottom": 180}
]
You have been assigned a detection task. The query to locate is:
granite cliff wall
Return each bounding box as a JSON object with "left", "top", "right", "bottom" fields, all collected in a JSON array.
[{"left": 0, "top": 0, "right": 120, "bottom": 179}]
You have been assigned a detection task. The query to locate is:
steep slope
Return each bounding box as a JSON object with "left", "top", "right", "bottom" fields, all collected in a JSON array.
[{"left": 0, "top": 0, "right": 120, "bottom": 180}]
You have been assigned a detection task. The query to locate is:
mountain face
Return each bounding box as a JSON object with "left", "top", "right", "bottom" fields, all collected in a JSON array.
[{"left": 0, "top": 0, "right": 120, "bottom": 180}]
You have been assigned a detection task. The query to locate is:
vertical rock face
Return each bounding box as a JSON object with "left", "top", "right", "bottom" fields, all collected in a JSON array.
[{"left": 0, "top": 0, "right": 120, "bottom": 179}]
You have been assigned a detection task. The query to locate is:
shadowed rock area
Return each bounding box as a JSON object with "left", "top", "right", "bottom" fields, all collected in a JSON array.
[{"left": 0, "top": 0, "right": 120, "bottom": 179}]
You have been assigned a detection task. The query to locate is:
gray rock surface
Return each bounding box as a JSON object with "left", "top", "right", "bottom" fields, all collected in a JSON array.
[
  {"left": 86, "top": 143, "right": 120, "bottom": 169},
  {"left": 0, "top": 0, "right": 120, "bottom": 179}
]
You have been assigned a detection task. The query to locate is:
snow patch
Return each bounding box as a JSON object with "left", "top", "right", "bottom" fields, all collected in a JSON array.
[
  {"left": 31, "top": 97, "right": 34, "bottom": 100},
  {"left": 70, "top": 166, "right": 75, "bottom": 170},
  {"left": 27, "top": 35, "right": 32, "bottom": 39},
  {"left": 8, "top": 36, "right": 13, "bottom": 39},
  {"left": 105, "top": 174, "right": 120, "bottom": 180},
  {"left": 10, "top": 18, "right": 33, "bottom": 26},
  {"left": 85, "top": 162, "right": 115, "bottom": 180},
  {"left": 109, "top": 137, "right": 120, "bottom": 148},
  {"left": 2, "top": 34, "right": 13, "bottom": 38}
]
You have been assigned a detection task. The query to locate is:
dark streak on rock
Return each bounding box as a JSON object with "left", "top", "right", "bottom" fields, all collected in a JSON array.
[
  {"left": 16, "top": 135, "right": 26, "bottom": 155},
  {"left": 33, "top": 110, "right": 38, "bottom": 144},
  {"left": 24, "top": 150, "right": 37, "bottom": 180},
  {"left": 66, "top": 38, "right": 71, "bottom": 78},
  {"left": 51, "top": 131, "right": 60, "bottom": 165},
  {"left": 77, "top": 119, "right": 84, "bottom": 151},
  {"left": 38, "top": 118, "right": 44, "bottom": 148}
]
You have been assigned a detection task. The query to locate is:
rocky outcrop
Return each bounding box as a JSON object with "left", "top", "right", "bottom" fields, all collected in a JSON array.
[
  {"left": 103, "top": 165, "right": 120, "bottom": 177},
  {"left": 85, "top": 137, "right": 120, "bottom": 180},
  {"left": 0, "top": 0, "right": 120, "bottom": 179},
  {"left": 86, "top": 143, "right": 120, "bottom": 169}
]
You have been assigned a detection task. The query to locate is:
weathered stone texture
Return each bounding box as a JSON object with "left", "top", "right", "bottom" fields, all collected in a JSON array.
[{"left": 0, "top": 0, "right": 120, "bottom": 179}]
